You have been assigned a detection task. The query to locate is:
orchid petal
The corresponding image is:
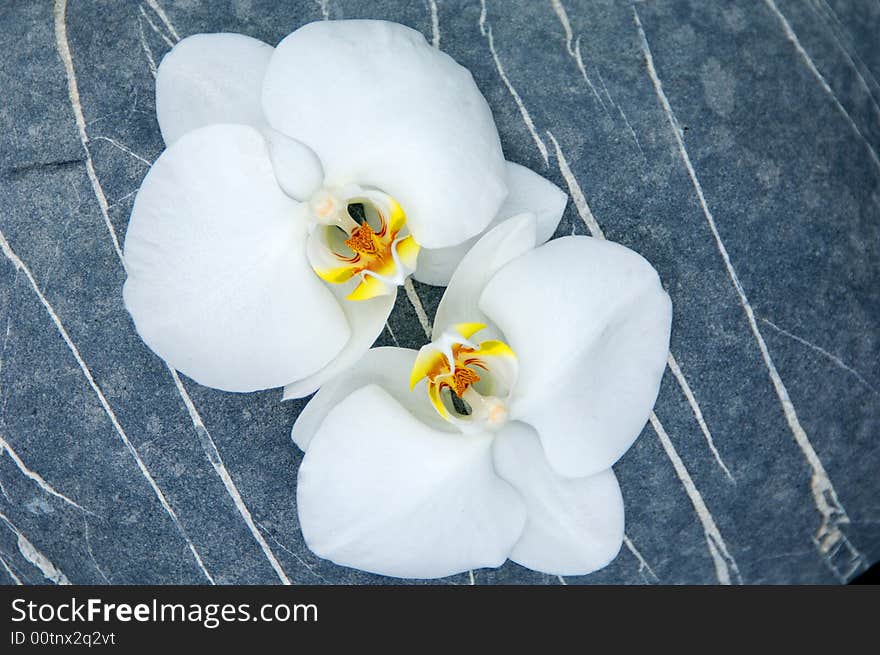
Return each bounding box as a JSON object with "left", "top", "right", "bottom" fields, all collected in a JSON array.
[
  {"left": 156, "top": 33, "right": 273, "bottom": 145},
  {"left": 346, "top": 273, "right": 395, "bottom": 302},
  {"left": 262, "top": 19, "right": 507, "bottom": 249},
  {"left": 297, "top": 384, "right": 526, "bottom": 578},
  {"left": 454, "top": 322, "right": 488, "bottom": 340},
  {"left": 281, "top": 281, "right": 396, "bottom": 400},
  {"left": 502, "top": 163, "right": 568, "bottom": 244},
  {"left": 123, "top": 124, "right": 349, "bottom": 392},
  {"left": 432, "top": 213, "right": 537, "bottom": 339},
  {"left": 479, "top": 237, "right": 672, "bottom": 478},
  {"left": 409, "top": 347, "right": 447, "bottom": 391},
  {"left": 493, "top": 422, "right": 624, "bottom": 575},
  {"left": 412, "top": 162, "right": 567, "bottom": 286},
  {"left": 289, "top": 347, "right": 451, "bottom": 451}
]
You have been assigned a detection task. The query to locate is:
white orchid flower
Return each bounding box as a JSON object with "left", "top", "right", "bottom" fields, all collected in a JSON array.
[
  {"left": 122, "top": 20, "right": 566, "bottom": 394},
  {"left": 291, "top": 214, "right": 673, "bottom": 579}
]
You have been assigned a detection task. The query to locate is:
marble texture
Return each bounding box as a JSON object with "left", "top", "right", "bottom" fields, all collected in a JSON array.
[{"left": 0, "top": 0, "right": 878, "bottom": 585}]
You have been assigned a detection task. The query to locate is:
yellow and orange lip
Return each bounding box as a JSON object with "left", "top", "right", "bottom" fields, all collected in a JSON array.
[
  {"left": 310, "top": 194, "right": 420, "bottom": 301},
  {"left": 409, "top": 323, "right": 517, "bottom": 423}
]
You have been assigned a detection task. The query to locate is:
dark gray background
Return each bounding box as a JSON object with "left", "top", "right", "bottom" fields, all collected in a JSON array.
[{"left": 0, "top": 0, "right": 877, "bottom": 585}]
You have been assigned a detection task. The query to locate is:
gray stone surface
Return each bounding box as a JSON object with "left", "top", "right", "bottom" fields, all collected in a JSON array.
[{"left": 0, "top": 0, "right": 878, "bottom": 585}]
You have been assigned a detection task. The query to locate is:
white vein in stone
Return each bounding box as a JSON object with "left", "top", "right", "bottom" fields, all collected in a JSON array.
[
  {"left": 54, "top": 0, "right": 124, "bottom": 266},
  {"left": 760, "top": 318, "right": 878, "bottom": 395},
  {"left": 255, "top": 520, "right": 329, "bottom": 583},
  {"left": 666, "top": 354, "right": 734, "bottom": 481},
  {"left": 315, "top": 0, "right": 330, "bottom": 21},
  {"left": 549, "top": 0, "right": 604, "bottom": 106},
  {"left": 549, "top": 1, "right": 644, "bottom": 156},
  {"left": 634, "top": 6, "right": 864, "bottom": 580},
  {"left": 385, "top": 321, "right": 399, "bottom": 347},
  {"left": 404, "top": 278, "right": 432, "bottom": 340},
  {"left": 557, "top": 575, "right": 567, "bottom": 585},
  {"left": 108, "top": 188, "right": 139, "bottom": 211},
  {"left": 0, "top": 435, "right": 95, "bottom": 514},
  {"left": 0, "top": 229, "right": 215, "bottom": 584},
  {"left": 623, "top": 534, "right": 659, "bottom": 584},
  {"left": 649, "top": 414, "right": 742, "bottom": 584},
  {"left": 612, "top": 98, "right": 645, "bottom": 159},
  {"left": 145, "top": 0, "right": 180, "bottom": 42},
  {"left": 82, "top": 516, "right": 111, "bottom": 584},
  {"left": 546, "top": 131, "right": 604, "bottom": 237},
  {"left": 92, "top": 136, "right": 152, "bottom": 167},
  {"left": 468, "top": 570, "right": 475, "bottom": 585},
  {"left": 137, "top": 15, "right": 159, "bottom": 78},
  {"left": 479, "top": 0, "right": 549, "bottom": 165},
  {"left": 596, "top": 66, "right": 613, "bottom": 105},
  {"left": 138, "top": 5, "right": 174, "bottom": 48},
  {"left": 763, "top": 0, "right": 880, "bottom": 173},
  {"left": 811, "top": 0, "right": 880, "bottom": 123},
  {"left": 170, "top": 370, "right": 292, "bottom": 585},
  {"left": 0, "top": 511, "right": 71, "bottom": 584},
  {"left": 0, "top": 297, "right": 13, "bottom": 380},
  {"left": 428, "top": 0, "right": 440, "bottom": 48},
  {"left": 595, "top": 65, "right": 647, "bottom": 161},
  {"left": 0, "top": 554, "right": 23, "bottom": 585}
]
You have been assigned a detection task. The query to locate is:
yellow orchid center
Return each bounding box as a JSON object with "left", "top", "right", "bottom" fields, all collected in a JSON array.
[
  {"left": 410, "top": 323, "right": 518, "bottom": 432},
  {"left": 306, "top": 186, "right": 420, "bottom": 301}
]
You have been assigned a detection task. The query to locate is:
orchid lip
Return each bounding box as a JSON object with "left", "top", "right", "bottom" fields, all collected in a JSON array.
[
  {"left": 306, "top": 185, "right": 420, "bottom": 301},
  {"left": 409, "top": 323, "right": 518, "bottom": 432}
]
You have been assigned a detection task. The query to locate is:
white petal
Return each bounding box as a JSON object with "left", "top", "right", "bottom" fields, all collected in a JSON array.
[
  {"left": 288, "top": 346, "right": 450, "bottom": 451},
  {"left": 262, "top": 20, "right": 507, "bottom": 249},
  {"left": 502, "top": 162, "right": 568, "bottom": 244},
  {"left": 432, "top": 213, "right": 537, "bottom": 338},
  {"left": 479, "top": 237, "right": 672, "bottom": 478},
  {"left": 281, "top": 282, "right": 396, "bottom": 401},
  {"left": 156, "top": 33, "right": 273, "bottom": 145},
  {"left": 297, "top": 384, "right": 526, "bottom": 578},
  {"left": 413, "top": 162, "right": 567, "bottom": 286},
  {"left": 493, "top": 422, "right": 624, "bottom": 576},
  {"left": 123, "top": 124, "right": 349, "bottom": 392},
  {"left": 410, "top": 241, "right": 476, "bottom": 288}
]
